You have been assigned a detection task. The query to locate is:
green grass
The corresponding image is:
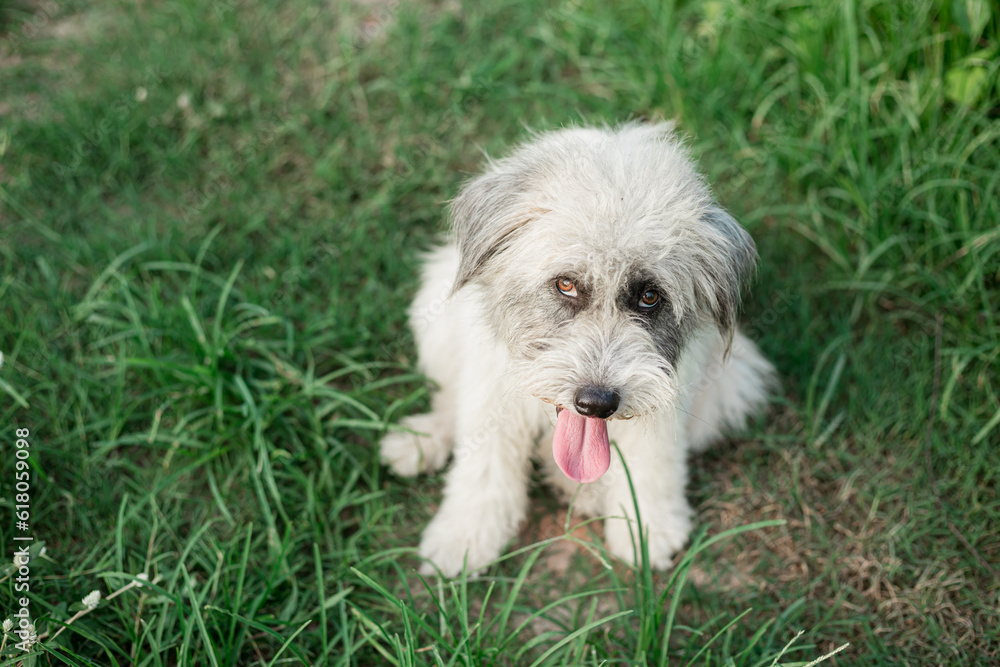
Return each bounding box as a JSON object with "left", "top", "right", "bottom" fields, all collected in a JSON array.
[{"left": 1, "top": 0, "right": 998, "bottom": 664}]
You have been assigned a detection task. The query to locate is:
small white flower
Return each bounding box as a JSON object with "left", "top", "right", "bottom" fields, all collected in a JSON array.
[
  {"left": 20, "top": 623, "right": 37, "bottom": 651},
  {"left": 82, "top": 589, "right": 101, "bottom": 610},
  {"left": 136, "top": 572, "right": 150, "bottom": 586},
  {"left": 12, "top": 552, "right": 27, "bottom": 567},
  {"left": 135, "top": 86, "right": 148, "bottom": 103},
  {"left": 38, "top": 546, "right": 46, "bottom": 558},
  {"left": 2, "top": 618, "right": 12, "bottom": 633}
]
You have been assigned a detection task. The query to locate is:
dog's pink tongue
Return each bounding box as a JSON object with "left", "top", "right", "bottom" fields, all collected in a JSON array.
[{"left": 553, "top": 410, "right": 611, "bottom": 483}]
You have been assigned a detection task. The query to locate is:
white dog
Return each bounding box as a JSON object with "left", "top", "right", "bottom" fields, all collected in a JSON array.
[{"left": 380, "top": 122, "right": 775, "bottom": 577}]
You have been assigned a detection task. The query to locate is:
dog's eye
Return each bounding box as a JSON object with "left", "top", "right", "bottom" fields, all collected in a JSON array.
[
  {"left": 639, "top": 289, "right": 660, "bottom": 309},
  {"left": 556, "top": 277, "right": 578, "bottom": 298}
]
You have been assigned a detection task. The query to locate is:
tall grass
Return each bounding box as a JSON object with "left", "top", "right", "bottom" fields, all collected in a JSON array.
[{"left": 1, "top": 0, "right": 997, "bottom": 663}]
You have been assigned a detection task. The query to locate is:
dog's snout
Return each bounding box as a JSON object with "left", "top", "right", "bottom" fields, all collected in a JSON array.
[{"left": 574, "top": 386, "right": 620, "bottom": 419}]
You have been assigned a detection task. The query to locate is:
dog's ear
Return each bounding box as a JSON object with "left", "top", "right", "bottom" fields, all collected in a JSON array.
[
  {"left": 699, "top": 206, "right": 758, "bottom": 340},
  {"left": 450, "top": 168, "right": 529, "bottom": 290}
]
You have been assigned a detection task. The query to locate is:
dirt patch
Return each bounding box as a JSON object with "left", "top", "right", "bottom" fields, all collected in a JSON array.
[
  {"left": 691, "top": 428, "right": 998, "bottom": 658},
  {"left": 519, "top": 506, "right": 607, "bottom": 577}
]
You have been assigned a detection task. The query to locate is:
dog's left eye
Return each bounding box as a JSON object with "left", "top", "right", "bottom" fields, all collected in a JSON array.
[
  {"left": 556, "top": 277, "right": 578, "bottom": 298},
  {"left": 639, "top": 289, "right": 660, "bottom": 309}
]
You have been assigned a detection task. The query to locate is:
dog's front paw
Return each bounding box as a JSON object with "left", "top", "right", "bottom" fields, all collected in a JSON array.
[
  {"left": 380, "top": 413, "right": 453, "bottom": 477},
  {"left": 417, "top": 508, "right": 511, "bottom": 578},
  {"left": 605, "top": 508, "right": 692, "bottom": 570}
]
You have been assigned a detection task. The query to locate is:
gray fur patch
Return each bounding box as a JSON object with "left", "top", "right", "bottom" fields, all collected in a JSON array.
[{"left": 697, "top": 206, "right": 758, "bottom": 338}]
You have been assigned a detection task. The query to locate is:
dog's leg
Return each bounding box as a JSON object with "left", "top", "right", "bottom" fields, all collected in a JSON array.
[
  {"left": 380, "top": 245, "right": 463, "bottom": 476},
  {"left": 418, "top": 367, "right": 541, "bottom": 577},
  {"left": 379, "top": 392, "right": 456, "bottom": 477},
  {"left": 685, "top": 329, "right": 776, "bottom": 452},
  {"left": 378, "top": 327, "right": 459, "bottom": 477},
  {"left": 601, "top": 416, "right": 693, "bottom": 570}
]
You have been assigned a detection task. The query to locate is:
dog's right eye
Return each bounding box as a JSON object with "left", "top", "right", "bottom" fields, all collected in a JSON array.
[{"left": 556, "top": 277, "right": 578, "bottom": 298}]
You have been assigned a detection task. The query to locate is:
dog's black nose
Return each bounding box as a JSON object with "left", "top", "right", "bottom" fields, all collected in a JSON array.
[{"left": 574, "top": 386, "right": 620, "bottom": 419}]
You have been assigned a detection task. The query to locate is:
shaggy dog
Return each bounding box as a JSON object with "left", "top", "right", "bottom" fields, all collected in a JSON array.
[{"left": 380, "top": 122, "right": 775, "bottom": 577}]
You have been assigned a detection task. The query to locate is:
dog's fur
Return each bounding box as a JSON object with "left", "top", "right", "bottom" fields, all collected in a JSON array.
[{"left": 380, "top": 122, "right": 776, "bottom": 577}]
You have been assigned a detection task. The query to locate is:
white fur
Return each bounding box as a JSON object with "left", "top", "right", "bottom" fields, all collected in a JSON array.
[{"left": 379, "top": 123, "right": 776, "bottom": 577}]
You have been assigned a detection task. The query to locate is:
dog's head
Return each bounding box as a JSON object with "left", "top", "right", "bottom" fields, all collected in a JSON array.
[{"left": 448, "top": 122, "right": 757, "bottom": 481}]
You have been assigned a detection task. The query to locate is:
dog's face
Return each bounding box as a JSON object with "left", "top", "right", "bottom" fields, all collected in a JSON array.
[{"left": 448, "top": 123, "right": 756, "bottom": 481}]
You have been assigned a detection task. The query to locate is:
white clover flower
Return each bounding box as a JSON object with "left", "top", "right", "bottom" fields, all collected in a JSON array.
[
  {"left": 20, "top": 623, "right": 37, "bottom": 651},
  {"left": 2, "top": 618, "right": 12, "bottom": 633},
  {"left": 82, "top": 590, "right": 101, "bottom": 610}
]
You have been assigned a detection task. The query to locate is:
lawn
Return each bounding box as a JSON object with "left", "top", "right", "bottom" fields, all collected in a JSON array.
[{"left": 0, "top": 0, "right": 998, "bottom": 664}]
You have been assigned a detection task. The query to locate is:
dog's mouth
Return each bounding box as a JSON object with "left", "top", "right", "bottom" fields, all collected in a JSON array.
[{"left": 553, "top": 407, "right": 611, "bottom": 484}]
